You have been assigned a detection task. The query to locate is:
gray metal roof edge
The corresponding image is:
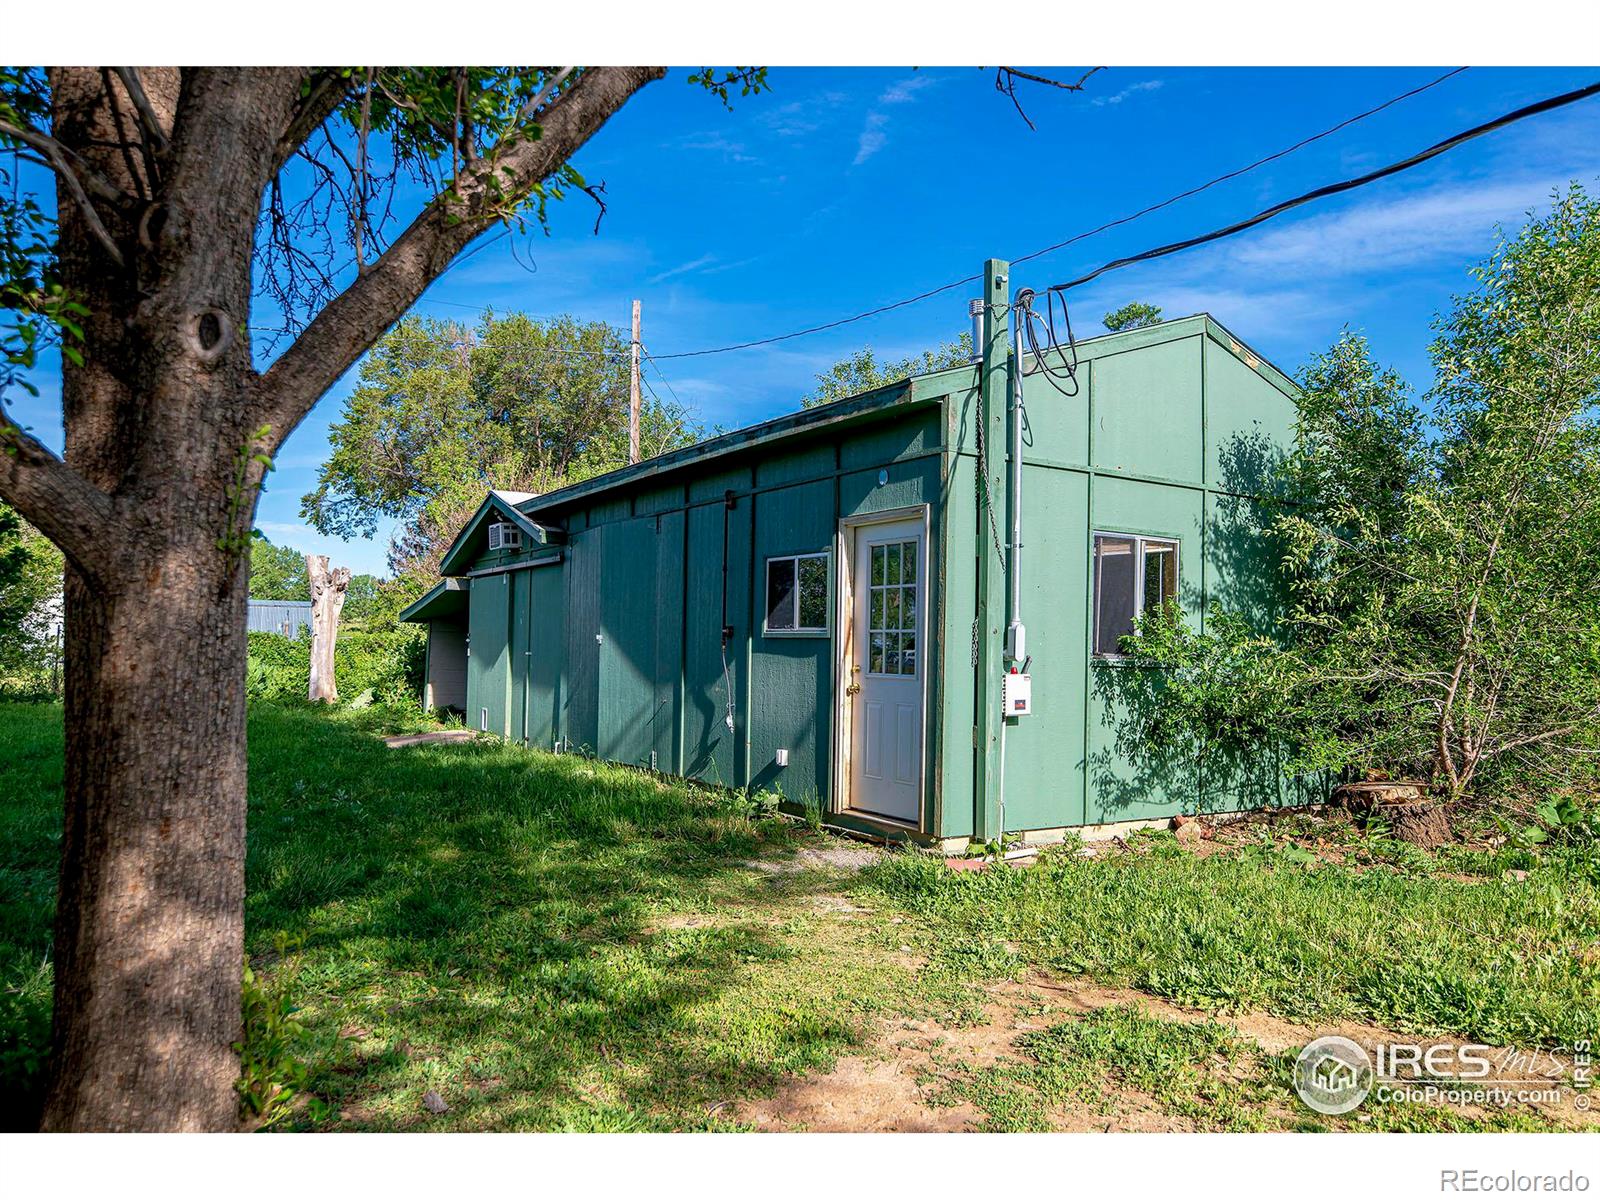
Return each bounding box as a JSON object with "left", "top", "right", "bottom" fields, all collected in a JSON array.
[
  {"left": 398, "top": 576, "right": 470, "bottom": 624},
  {"left": 518, "top": 377, "right": 923, "bottom": 518}
]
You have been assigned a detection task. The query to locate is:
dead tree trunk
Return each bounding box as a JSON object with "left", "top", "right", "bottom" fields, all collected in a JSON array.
[{"left": 305, "top": 555, "right": 350, "bottom": 703}]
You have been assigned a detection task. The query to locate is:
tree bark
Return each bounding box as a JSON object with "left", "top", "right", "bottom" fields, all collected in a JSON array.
[
  {"left": 43, "top": 547, "right": 250, "bottom": 1131},
  {"left": 31, "top": 67, "right": 298, "bottom": 1133},
  {"left": 306, "top": 555, "right": 350, "bottom": 703}
]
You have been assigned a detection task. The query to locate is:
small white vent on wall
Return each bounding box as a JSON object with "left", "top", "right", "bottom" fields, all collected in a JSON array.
[
  {"left": 480, "top": 708, "right": 489, "bottom": 731},
  {"left": 487, "top": 522, "right": 522, "bottom": 551}
]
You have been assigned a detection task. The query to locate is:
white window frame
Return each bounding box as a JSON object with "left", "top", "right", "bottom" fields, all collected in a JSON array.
[
  {"left": 1092, "top": 531, "right": 1180, "bottom": 659},
  {"left": 763, "top": 551, "right": 831, "bottom": 637}
]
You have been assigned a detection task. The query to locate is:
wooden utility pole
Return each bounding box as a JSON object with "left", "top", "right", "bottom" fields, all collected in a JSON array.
[{"left": 629, "top": 299, "right": 642, "bottom": 464}]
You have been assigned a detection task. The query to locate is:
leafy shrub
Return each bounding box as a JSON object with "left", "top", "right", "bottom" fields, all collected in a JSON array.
[
  {"left": 246, "top": 628, "right": 423, "bottom": 709},
  {"left": 235, "top": 933, "right": 333, "bottom": 1129}
]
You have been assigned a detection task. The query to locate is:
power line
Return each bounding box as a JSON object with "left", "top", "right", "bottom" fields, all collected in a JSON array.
[
  {"left": 1045, "top": 79, "right": 1600, "bottom": 295},
  {"left": 1010, "top": 67, "right": 1470, "bottom": 271},
  {"left": 641, "top": 351, "right": 687, "bottom": 411},
  {"left": 650, "top": 67, "right": 1476, "bottom": 361}
]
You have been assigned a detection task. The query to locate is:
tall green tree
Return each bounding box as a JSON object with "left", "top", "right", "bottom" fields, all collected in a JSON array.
[
  {"left": 1126, "top": 186, "right": 1600, "bottom": 804},
  {"left": 0, "top": 64, "right": 765, "bottom": 1131},
  {"left": 301, "top": 311, "right": 699, "bottom": 542},
  {"left": 800, "top": 333, "right": 973, "bottom": 408},
  {"left": 246, "top": 531, "right": 308, "bottom": 601}
]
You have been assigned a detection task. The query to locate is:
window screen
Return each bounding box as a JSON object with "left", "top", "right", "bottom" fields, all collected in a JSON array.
[
  {"left": 1093, "top": 536, "right": 1137, "bottom": 656},
  {"left": 1093, "top": 533, "right": 1180, "bottom": 657},
  {"left": 765, "top": 553, "right": 829, "bottom": 634}
]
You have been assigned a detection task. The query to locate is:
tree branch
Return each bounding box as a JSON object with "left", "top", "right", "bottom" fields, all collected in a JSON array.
[
  {"left": 0, "top": 117, "right": 128, "bottom": 266},
  {"left": 0, "top": 421, "right": 121, "bottom": 584},
  {"left": 269, "top": 70, "right": 352, "bottom": 178},
  {"left": 252, "top": 65, "right": 665, "bottom": 449},
  {"left": 112, "top": 67, "right": 170, "bottom": 152}
]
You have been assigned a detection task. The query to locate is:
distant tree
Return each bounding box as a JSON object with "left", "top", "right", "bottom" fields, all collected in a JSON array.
[
  {"left": 1102, "top": 302, "right": 1164, "bottom": 332},
  {"left": 0, "top": 500, "right": 62, "bottom": 676},
  {"left": 302, "top": 312, "right": 701, "bottom": 542},
  {"left": 801, "top": 333, "right": 973, "bottom": 408},
  {"left": 247, "top": 532, "right": 308, "bottom": 601},
  {"left": 1125, "top": 187, "right": 1600, "bottom": 805}
]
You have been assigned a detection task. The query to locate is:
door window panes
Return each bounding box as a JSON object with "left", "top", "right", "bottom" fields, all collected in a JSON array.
[{"left": 867, "top": 539, "right": 919, "bottom": 676}]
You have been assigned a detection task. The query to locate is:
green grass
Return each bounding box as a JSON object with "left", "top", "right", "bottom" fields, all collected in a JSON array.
[
  {"left": 862, "top": 833, "right": 1600, "bottom": 1049},
  {"left": 3, "top": 701, "right": 1597, "bottom": 1132},
  {"left": 0, "top": 702, "right": 929, "bottom": 1130}
]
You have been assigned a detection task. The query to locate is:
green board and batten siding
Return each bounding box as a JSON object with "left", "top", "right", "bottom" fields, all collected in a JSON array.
[
  {"left": 934, "top": 314, "right": 1299, "bottom": 834},
  {"left": 431, "top": 310, "right": 1300, "bottom": 841}
]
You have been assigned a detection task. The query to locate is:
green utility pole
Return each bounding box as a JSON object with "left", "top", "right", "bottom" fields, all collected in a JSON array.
[{"left": 973, "top": 258, "right": 1009, "bottom": 842}]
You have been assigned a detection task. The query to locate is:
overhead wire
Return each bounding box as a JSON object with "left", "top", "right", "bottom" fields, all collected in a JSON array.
[
  {"left": 650, "top": 67, "right": 1481, "bottom": 361},
  {"left": 1042, "top": 79, "right": 1600, "bottom": 295}
]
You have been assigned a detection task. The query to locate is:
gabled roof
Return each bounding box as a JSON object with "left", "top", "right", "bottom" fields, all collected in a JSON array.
[
  {"left": 437, "top": 490, "right": 564, "bottom": 577},
  {"left": 398, "top": 576, "right": 470, "bottom": 623}
]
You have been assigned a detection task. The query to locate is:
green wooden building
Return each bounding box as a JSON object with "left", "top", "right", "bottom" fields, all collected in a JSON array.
[{"left": 402, "top": 261, "right": 1301, "bottom": 847}]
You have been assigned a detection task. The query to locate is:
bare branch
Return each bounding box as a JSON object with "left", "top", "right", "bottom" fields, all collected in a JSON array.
[
  {"left": 252, "top": 66, "right": 665, "bottom": 448},
  {"left": 519, "top": 67, "right": 575, "bottom": 122},
  {"left": 0, "top": 118, "right": 126, "bottom": 267},
  {"left": 993, "top": 65, "right": 1104, "bottom": 130},
  {"left": 269, "top": 70, "right": 352, "bottom": 178},
  {"left": 112, "top": 67, "right": 170, "bottom": 152}
]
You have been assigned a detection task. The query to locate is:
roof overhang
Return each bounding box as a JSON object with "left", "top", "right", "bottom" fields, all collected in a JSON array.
[
  {"left": 398, "top": 577, "right": 471, "bottom": 623},
  {"left": 518, "top": 379, "right": 930, "bottom": 519},
  {"left": 437, "top": 490, "right": 565, "bottom": 576}
]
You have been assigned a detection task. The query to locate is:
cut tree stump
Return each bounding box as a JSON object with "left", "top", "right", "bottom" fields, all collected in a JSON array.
[
  {"left": 305, "top": 554, "right": 351, "bottom": 703},
  {"left": 1331, "top": 781, "right": 1450, "bottom": 848}
]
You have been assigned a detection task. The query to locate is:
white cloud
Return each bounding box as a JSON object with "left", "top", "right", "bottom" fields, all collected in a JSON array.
[
  {"left": 647, "top": 254, "right": 720, "bottom": 285},
  {"left": 854, "top": 111, "right": 889, "bottom": 165},
  {"left": 1225, "top": 176, "right": 1582, "bottom": 276},
  {"left": 880, "top": 75, "right": 935, "bottom": 105},
  {"left": 852, "top": 74, "right": 939, "bottom": 167},
  {"left": 1092, "top": 79, "right": 1163, "bottom": 107}
]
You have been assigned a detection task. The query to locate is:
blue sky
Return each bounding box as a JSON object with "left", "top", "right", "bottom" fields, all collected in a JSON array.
[{"left": 12, "top": 66, "right": 1600, "bottom": 576}]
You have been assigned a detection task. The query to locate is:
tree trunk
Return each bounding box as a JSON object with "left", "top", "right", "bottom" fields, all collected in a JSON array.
[
  {"left": 41, "top": 536, "right": 250, "bottom": 1131},
  {"left": 306, "top": 555, "right": 350, "bottom": 703},
  {"left": 31, "top": 67, "right": 286, "bottom": 1132}
]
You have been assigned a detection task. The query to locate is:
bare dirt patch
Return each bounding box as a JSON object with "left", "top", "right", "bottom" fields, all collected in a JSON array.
[
  {"left": 742, "top": 842, "right": 884, "bottom": 875},
  {"left": 736, "top": 970, "right": 1594, "bottom": 1132}
]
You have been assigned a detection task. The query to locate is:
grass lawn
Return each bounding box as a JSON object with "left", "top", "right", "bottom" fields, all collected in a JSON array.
[{"left": 2, "top": 700, "right": 1596, "bottom": 1132}]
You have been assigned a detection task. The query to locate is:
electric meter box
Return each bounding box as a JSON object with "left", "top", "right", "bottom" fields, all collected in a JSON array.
[{"left": 1002, "top": 671, "right": 1032, "bottom": 718}]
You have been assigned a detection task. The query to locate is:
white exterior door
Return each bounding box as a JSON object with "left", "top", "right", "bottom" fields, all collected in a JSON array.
[{"left": 847, "top": 518, "right": 924, "bottom": 823}]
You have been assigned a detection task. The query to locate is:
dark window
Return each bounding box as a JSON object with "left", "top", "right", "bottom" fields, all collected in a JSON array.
[
  {"left": 765, "top": 552, "right": 829, "bottom": 634},
  {"left": 1093, "top": 533, "right": 1180, "bottom": 657}
]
